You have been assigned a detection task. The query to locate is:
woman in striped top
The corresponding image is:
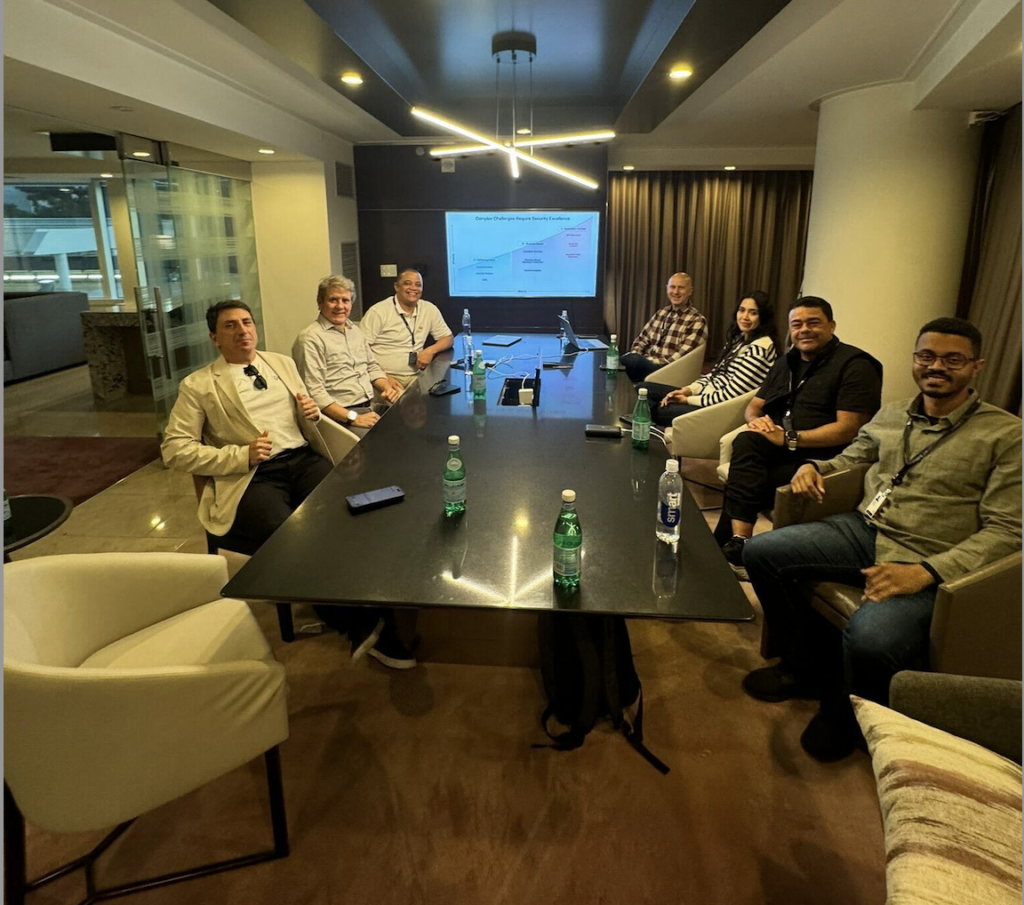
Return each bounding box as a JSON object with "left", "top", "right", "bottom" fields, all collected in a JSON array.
[{"left": 642, "top": 291, "right": 778, "bottom": 427}]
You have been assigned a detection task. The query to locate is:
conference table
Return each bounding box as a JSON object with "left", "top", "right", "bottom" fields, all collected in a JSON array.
[{"left": 223, "top": 334, "right": 753, "bottom": 626}]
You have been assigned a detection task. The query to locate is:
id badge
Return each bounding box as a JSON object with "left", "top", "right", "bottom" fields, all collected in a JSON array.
[
  {"left": 408, "top": 351, "right": 419, "bottom": 368},
  {"left": 863, "top": 487, "right": 891, "bottom": 520}
]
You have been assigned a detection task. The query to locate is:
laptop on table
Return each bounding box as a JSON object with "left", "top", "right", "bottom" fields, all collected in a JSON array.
[{"left": 558, "top": 315, "right": 609, "bottom": 353}]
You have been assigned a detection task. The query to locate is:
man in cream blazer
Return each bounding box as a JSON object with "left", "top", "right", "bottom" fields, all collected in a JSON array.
[{"left": 162, "top": 300, "right": 332, "bottom": 551}]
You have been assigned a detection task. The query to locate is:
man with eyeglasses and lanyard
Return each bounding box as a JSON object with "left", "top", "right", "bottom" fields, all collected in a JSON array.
[
  {"left": 360, "top": 268, "right": 453, "bottom": 388},
  {"left": 741, "top": 317, "right": 1022, "bottom": 761},
  {"left": 163, "top": 300, "right": 417, "bottom": 668}
]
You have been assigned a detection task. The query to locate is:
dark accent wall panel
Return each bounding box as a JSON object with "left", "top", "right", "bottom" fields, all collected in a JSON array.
[{"left": 354, "top": 144, "right": 608, "bottom": 333}]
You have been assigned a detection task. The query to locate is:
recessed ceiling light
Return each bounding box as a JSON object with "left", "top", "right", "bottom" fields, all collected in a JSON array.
[
  {"left": 340, "top": 72, "right": 363, "bottom": 85},
  {"left": 257, "top": 148, "right": 275, "bottom": 155},
  {"left": 110, "top": 105, "right": 135, "bottom": 113},
  {"left": 724, "top": 165, "right": 736, "bottom": 171},
  {"left": 131, "top": 151, "right": 151, "bottom": 158},
  {"left": 622, "top": 165, "right": 635, "bottom": 171},
  {"left": 669, "top": 67, "right": 693, "bottom": 80},
  {"left": 59, "top": 187, "right": 72, "bottom": 192},
  {"left": 100, "top": 172, "right": 115, "bottom": 178},
  {"left": 516, "top": 127, "right": 532, "bottom": 135},
  {"left": 34, "top": 130, "right": 50, "bottom": 136}
]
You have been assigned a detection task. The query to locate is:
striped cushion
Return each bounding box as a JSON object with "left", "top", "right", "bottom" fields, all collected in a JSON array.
[{"left": 852, "top": 696, "right": 1022, "bottom": 905}]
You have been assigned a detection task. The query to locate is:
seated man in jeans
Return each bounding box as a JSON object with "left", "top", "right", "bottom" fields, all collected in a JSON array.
[
  {"left": 741, "top": 317, "right": 1022, "bottom": 761},
  {"left": 716, "top": 297, "right": 882, "bottom": 572}
]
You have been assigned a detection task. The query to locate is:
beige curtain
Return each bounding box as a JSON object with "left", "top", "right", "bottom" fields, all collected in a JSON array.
[
  {"left": 958, "top": 105, "right": 1022, "bottom": 413},
  {"left": 605, "top": 170, "right": 813, "bottom": 358}
]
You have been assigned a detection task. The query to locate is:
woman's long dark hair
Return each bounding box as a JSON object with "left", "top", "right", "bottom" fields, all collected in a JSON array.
[{"left": 712, "top": 291, "right": 775, "bottom": 375}]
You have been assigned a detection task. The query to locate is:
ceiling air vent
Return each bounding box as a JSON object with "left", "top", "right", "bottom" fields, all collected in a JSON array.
[
  {"left": 335, "top": 162, "right": 354, "bottom": 198},
  {"left": 341, "top": 242, "right": 362, "bottom": 311}
]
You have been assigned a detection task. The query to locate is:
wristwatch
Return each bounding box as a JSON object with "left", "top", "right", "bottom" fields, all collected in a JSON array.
[
  {"left": 785, "top": 429, "right": 799, "bottom": 451},
  {"left": 347, "top": 410, "right": 358, "bottom": 423}
]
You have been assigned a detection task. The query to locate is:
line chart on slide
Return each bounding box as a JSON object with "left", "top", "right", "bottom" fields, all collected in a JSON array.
[{"left": 446, "top": 212, "right": 599, "bottom": 297}]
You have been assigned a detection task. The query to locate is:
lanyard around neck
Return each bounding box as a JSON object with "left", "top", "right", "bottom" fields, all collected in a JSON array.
[
  {"left": 892, "top": 396, "right": 981, "bottom": 486},
  {"left": 393, "top": 297, "right": 417, "bottom": 346}
]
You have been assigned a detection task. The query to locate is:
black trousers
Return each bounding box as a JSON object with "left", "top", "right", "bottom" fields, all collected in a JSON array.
[
  {"left": 715, "top": 431, "right": 843, "bottom": 540},
  {"left": 636, "top": 381, "right": 701, "bottom": 427}
]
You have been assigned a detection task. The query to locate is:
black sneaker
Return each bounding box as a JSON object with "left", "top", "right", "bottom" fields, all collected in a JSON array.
[
  {"left": 799, "top": 704, "right": 863, "bottom": 762},
  {"left": 721, "top": 535, "right": 749, "bottom": 581},
  {"left": 742, "top": 664, "right": 820, "bottom": 703},
  {"left": 367, "top": 623, "right": 417, "bottom": 670}
]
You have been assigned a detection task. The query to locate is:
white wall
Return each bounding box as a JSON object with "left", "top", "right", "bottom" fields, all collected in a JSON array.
[{"left": 802, "top": 82, "right": 981, "bottom": 400}]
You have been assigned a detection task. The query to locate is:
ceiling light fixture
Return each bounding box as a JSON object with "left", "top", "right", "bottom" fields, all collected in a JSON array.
[
  {"left": 669, "top": 67, "right": 693, "bottom": 80},
  {"left": 414, "top": 31, "right": 613, "bottom": 190},
  {"left": 340, "top": 72, "right": 363, "bottom": 85},
  {"left": 100, "top": 173, "right": 114, "bottom": 178},
  {"left": 723, "top": 165, "right": 736, "bottom": 171},
  {"left": 257, "top": 148, "right": 276, "bottom": 155},
  {"left": 622, "top": 165, "right": 635, "bottom": 171},
  {"left": 131, "top": 151, "right": 151, "bottom": 158}
]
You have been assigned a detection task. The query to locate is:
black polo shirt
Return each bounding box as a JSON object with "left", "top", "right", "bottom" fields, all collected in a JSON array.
[{"left": 758, "top": 336, "right": 882, "bottom": 431}]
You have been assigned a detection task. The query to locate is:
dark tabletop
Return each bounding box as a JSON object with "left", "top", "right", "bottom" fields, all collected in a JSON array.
[
  {"left": 223, "top": 335, "right": 753, "bottom": 622},
  {"left": 4, "top": 494, "right": 73, "bottom": 558}
]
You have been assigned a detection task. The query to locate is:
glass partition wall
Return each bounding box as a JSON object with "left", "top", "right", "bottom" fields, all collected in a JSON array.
[{"left": 122, "top": 159, "right": 262, "bottom": 430}]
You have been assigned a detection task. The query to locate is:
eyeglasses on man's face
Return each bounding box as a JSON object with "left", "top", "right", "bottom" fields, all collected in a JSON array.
[
  {"left": 912, "top": 351, "right": 975, "bottom": 370},
  {"left": 243, "top": 364, "right": 268, "bottom": 390}
]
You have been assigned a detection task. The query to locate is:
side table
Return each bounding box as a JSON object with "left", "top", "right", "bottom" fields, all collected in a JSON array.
[{"left": 4, "top": 495, "right": 73, "bottom": 562}]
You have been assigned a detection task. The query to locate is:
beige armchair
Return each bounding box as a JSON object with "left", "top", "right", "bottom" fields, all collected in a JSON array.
[
  {"left": 770, "top": 465, "right": 1022, "bottom": 679},
  {"left": 664, "top": 389, "right": 757, "bottom": 462},
  {"left": 644, "top": 342, "right": 706, "bottom": 388},
  {"left": 716, "top": 423, "right": 746, "bottom": 482},
  {"left": 4, "top": 553, "right": 289, "bottom": 905}
]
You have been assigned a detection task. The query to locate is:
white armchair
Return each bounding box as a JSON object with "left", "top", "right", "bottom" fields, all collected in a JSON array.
[
  {"left": 664, "top": 389, "right": 757, "bottom": 462},
  {"left": 717, "top": 424, "right": 747, "bottom": 482},
  {"left": 4, "top": 553, "right": 289, "bottom": 905},
  {"left": 644, "top": 342, "right": 706, "bottom": 388},
  {"left": 317, "top": 416, "right": 360, "bottom": 464}
]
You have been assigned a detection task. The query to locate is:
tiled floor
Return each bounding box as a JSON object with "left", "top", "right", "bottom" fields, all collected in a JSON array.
[{"left": 4, "top": 365, "right": 158, "bottom": 438}]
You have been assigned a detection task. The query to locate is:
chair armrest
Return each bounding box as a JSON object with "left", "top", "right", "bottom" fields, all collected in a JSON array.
[
  {"left": 930, "top": 551, "right": 1022, "bottom": 680},
  {"left": 3, "top": 554, "right": 229, "bottom": 667},
  {"left": 4, "top": 659, "right": 288, "bottom": 832},
  {"left": 669, "top": 390, "right": 756, "bottom": 461},
  {"left": 645, "top": 343, "right": 706, "bottom": 388},
  {"left": 772, "top": 463, "right": 871, "bottom": 528},
  {"left": 317, "top": 417, "right": 360, "bottom": 465},
  {"left": 889, "top": 670, "right": 1022, "bottom": 763}
]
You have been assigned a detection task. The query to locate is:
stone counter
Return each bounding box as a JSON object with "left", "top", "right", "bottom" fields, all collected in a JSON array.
[{"left": 81, "top": 310, "right": 152, "bottom": 400}]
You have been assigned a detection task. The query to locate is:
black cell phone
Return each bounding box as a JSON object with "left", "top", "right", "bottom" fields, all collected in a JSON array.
[
  {"left": 585, "top": 424, "right": 623, "bottom": 438},
  {"left": 346, "top": 485, "right": 405, "bottom": 513},
  {"left": 429, "top": 381, "right": 461, "bottom": 397}
]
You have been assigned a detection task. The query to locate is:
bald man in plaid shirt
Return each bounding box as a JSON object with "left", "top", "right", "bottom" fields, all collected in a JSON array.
[{"left": 622, "top": 272, "right": 709, "bottom": 382}]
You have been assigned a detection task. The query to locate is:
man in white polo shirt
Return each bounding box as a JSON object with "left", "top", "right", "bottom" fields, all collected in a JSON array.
[
  {"left": 292, "top": 275, "right": 401, "bottom": 436},
  {"left": 360, "top": 268, "right": 453, "bottom": 386}
]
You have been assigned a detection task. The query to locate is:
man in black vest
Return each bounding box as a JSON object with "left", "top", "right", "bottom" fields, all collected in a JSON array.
[{"left": 717, "top": 297, "right": 883, "bottom": 573}]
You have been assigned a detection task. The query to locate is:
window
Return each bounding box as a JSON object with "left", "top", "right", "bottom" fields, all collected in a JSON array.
[{"left": 3, "top": 181, "right": 123, "bottom": 299}]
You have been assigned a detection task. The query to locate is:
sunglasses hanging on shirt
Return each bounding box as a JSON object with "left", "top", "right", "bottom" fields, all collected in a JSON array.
[{"left": 243, "top": 364, "right": 268, "bottom": 390}]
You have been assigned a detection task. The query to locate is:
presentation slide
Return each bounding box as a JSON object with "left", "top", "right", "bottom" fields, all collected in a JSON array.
[{"left": 446, "top": 211, "right": 600, "bottom": 298}]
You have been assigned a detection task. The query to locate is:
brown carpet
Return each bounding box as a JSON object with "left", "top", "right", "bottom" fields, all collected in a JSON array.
[
  {"left": 21, "top": 601, "right": 887, "bottom": 905},
  {"left": 4, "top": 436, "right": 160, "bottom": 505}
]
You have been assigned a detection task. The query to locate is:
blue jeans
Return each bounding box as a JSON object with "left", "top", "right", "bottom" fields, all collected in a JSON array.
[
  {"left": 621, "top": 352, "right": 662, "bottom": 382},
  {"left": 743, "top": 512, "right": 936, "bottom": 706}
]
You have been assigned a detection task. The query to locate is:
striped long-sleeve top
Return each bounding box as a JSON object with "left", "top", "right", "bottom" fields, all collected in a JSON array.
[{"left": 683, "top": 334, "right": 777, "bottom": 407}]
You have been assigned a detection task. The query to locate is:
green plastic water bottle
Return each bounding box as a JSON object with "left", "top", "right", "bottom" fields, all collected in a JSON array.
[
  {"left": 443, "top": 434, "right": 466, "bottom": 516},
  {"left": 471, "top": 350, "right": 486, "bottom": 400},
  {"left": 631, "top": 387, "right": 651, "bottom": 450},
  {"left": 553, "top": 489, "right": 582, "bottom": 590},
  {"left": 605, "top": 334, "right": 620, "bottom": 370}
]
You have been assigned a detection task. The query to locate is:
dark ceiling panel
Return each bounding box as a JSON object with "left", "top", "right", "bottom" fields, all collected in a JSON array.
[
  {"left": 614, "top": 0, "right": 793, "bottom": 134},
  {"left": 208, "top": 0, "right": 793, "bottom": 137}
]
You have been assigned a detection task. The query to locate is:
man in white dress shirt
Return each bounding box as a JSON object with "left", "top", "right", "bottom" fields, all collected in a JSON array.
[
  {"left": 292, "top": 275, "right": 401, "bottom": 436},
  {"left": 360, "top": 268, "right": 454, "bottom": 386}
]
